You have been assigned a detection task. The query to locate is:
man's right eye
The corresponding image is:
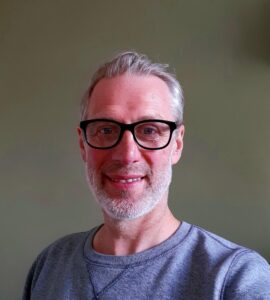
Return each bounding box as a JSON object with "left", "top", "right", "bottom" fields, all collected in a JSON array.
[{"left": 99, "top": 127, "right": 113, "bottom": 135}]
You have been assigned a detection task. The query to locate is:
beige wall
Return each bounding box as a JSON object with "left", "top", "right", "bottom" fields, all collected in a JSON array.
[{"left": 1, "top": 1, "right": 270, "bottom": 298}]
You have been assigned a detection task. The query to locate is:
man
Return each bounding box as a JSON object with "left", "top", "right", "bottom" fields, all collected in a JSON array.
[{"left": 24, "top": 51, "right": 270, "bottom": 299}]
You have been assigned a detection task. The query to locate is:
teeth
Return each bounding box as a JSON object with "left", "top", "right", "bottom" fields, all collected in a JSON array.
[{"left": 111, "top": 178, "right": 142, "bottom": 183}]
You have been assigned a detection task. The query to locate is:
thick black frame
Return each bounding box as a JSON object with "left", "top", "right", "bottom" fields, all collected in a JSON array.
[{"left": 79, "top": 118, "right": 178, "bottom": 150}]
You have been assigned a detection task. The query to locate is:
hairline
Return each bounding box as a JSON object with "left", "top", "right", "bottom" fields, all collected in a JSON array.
[{"left": 80, "top": 52, "right": 184, "bottom": 123}]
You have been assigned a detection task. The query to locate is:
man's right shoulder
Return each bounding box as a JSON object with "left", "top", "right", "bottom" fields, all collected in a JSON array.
[
  {"left": 25, "top": 230, "right": 94, "bottom": 282},
  {"left": 31, "top": 230, "right": 90, "bottom": 269},
  {"left": 23, "top": 228, "right": 98, "bottom": 299},
  {"left": 39, "top": 230, "right": 91, "bottom": 256}
]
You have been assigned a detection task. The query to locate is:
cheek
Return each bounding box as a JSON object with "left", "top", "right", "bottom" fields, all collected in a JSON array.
[
  {"left": 85, "top": 149, "right": 108, "bottom": 170},
  {"left": 143, "top": 150, "right": 172, "bottom": 170}
]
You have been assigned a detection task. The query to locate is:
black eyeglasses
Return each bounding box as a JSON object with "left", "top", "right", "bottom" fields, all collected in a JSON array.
[{"left": 79, "top": 119, "right": 179, "bottom": 150}]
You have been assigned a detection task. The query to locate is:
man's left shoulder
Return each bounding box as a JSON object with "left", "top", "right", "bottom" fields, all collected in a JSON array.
[
  {"left": 190, "top": 224, "right": 265, "bottom": 259},
  {"left": 189, "top": 223, "right": 270, "bottom": 298}
]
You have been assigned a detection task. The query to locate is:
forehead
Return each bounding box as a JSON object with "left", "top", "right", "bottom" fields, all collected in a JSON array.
[{"left": 87, "top": 74, "right": 174, "bottom": 121}]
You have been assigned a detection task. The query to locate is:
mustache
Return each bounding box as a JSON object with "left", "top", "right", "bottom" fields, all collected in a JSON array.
[{"left": 101, "top": 162, "right": 150, "bottom": 175}]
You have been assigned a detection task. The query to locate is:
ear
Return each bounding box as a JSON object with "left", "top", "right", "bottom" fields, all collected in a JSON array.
[
  {"left": 171, "top": 124, "right": 185, "bottom": 165},
  {"left": 77, "top": 127, "right": 87, "bottom": 162}
]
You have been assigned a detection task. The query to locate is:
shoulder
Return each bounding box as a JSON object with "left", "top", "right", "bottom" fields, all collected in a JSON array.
[
  {"left": 189, "top": 224, "right": 247, "bottom": 252},
  {"left": 33, "top": 227, "right": 100, "bottom": 267},
  {"left": 185, "top": 223, "right": 270, "bottom": 298},
  {"left": 39, "top": 230, "right": 91, "bottom": 257},
  {"left": 29, "top": 230, "right": 91, "bottom": 269},
  {"left": 188, "top": 222, "right": 269, "bottom": 265},
  {"left": 23, "top": 228, "right": 96, "bottom": 299},
  {"left": 184, "top": 223, "right": 252, "bottom": 261},
  {"left": 222, "top": 249, "right": 270, "bottom": 298}
]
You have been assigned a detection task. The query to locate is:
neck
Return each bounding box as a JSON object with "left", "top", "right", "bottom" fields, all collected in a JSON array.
[{"left": 92, "top": 200, "right": 181, "bottom": 255}]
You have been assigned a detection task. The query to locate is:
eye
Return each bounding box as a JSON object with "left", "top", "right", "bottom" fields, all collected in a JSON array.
[
  {"left": 135, "top": 123, "right": 161, "bottom": 141},
  {"left": 99, "top": 127, "right": 113, "bottom": 135},
  {"left": 87, "top": 122, "right": 119, "bottom": 137},
  {"left": 142, "top": 126, "right": 158, "bottom": 135}
]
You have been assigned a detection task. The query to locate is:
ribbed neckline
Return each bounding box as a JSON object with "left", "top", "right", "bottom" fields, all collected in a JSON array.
[{"left": 83, "top": 221, "right": 192, "bottom": 267}]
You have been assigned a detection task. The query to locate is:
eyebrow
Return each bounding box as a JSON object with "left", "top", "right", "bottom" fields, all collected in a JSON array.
[
  {"left": 89, "top": 114, "right": 166, "bottom": 122},
  {"left": 134, "top": 114, "right": 165, "bottom": 121}
]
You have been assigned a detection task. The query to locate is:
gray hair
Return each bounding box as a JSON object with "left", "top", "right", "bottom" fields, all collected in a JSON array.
[{"left": 80, "top": 51, "right": 184, "bottom": 123}]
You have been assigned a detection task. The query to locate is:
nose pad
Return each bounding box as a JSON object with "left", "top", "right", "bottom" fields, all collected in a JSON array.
[{"left": 112, "top": 130, "right": 141, "bottom": 163}]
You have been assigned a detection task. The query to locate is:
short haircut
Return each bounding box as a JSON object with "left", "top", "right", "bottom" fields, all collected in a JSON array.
[{"left": 80, "top": 51, "right": 184, "bottom": 123}]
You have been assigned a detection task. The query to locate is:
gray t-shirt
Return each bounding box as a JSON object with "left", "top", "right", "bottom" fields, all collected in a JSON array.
[{"left": 23, "top": 222, "right": 270, "bottom": 299}]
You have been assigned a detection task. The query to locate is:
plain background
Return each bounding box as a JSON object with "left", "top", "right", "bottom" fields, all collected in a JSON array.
[{"left": 1, "top": 1, "right": 270, "bottom": 299}]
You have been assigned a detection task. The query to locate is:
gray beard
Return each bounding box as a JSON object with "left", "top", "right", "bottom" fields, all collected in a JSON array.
[{"left": 85, "top": 162, "right": 172, "bottom": 220}]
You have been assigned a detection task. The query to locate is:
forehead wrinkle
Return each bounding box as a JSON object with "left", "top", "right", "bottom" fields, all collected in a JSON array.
[
  {"left": 88, "top": 111, "right": 166, "bottom": 123},
  {"left": 87, "top": 74, "right": 175, "bottom": 122},
  {"left": 88, "top": 105, "right": 122, "bottom": 119}
]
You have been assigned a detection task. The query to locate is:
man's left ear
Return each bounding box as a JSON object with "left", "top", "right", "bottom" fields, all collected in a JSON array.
[{"left": 171, "top": 124, "right": 185, "bottom": 165}]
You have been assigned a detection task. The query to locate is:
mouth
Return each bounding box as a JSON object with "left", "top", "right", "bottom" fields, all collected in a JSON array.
[
  {"left": 110, "top": 177, "right": 143, "bottom": 183},
  {"left": 104, "top": 174, "right": 145, "bottom": 188}
]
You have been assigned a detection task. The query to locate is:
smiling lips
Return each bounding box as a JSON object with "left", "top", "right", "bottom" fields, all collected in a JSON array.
[
  {"left": 111, "top": 177, "right": 142, "bottom": 183},
  {"left": 106, "top": 175, "right": 144, "bottom": 185}
]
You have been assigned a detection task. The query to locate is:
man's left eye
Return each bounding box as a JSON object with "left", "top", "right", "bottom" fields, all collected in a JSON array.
[{"left": 143, "top": 127, "right": 157, "bottom": 135}]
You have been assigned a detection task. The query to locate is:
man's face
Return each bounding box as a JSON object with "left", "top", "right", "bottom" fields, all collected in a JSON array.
[{"left": 78, "top": 74, "right": 184, "bottom": 220}]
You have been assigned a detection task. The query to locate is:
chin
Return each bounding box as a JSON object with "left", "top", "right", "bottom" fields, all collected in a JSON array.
[{"left": 98, "top": 192, "right": 166, "bottom": 221}]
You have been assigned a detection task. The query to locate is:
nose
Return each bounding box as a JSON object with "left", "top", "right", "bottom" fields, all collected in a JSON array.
[{"left": 111, "top": 130, "right": 141, "bottom": 163}]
